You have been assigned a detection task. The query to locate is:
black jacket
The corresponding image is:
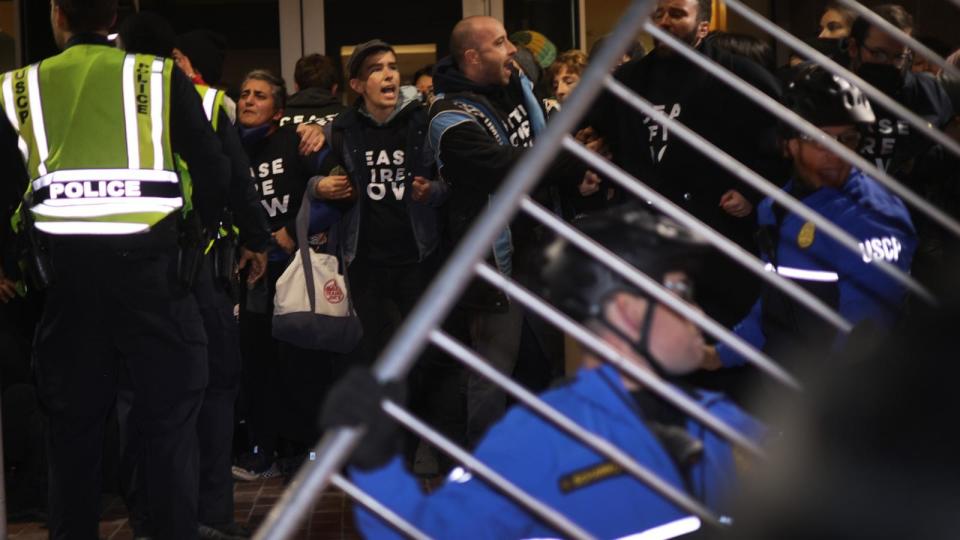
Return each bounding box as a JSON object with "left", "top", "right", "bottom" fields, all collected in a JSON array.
[
  {"left": 279, "top": 87, "right": 347, "bottom": 128},
  {"left": 214, "top": 107, "right": 270, "bottom": 252},
  {"left": 325, "top": 93, "right": 444, "bottom": 265},
  {"left": 589, "top": 40, "right": 786, "bottom": 249},
  {"left": 430, "top": 57, "right": 585, "bottom": 311}
]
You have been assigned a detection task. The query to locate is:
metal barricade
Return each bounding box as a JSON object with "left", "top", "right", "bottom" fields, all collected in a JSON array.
[{"left": 254, "top": 0, "right": 958, "bottom": 537}]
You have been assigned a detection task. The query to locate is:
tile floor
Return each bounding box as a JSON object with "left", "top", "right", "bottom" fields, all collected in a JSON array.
[{"left": 7, "top": 476, "right": 364, "bottom": 540}]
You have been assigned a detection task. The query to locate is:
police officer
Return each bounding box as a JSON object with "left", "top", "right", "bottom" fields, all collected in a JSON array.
[
  {"left": 703, "top": 65, "right": 917, "bottom": 376},
  {"left": 320, "top": 206, "right": 763, "bottom": 539},
  {"left": 0, "top": 1, "right": 230, "bottom": 538},
  {"left": 115, "top": 12, "right": 271, "bottom": 539}
]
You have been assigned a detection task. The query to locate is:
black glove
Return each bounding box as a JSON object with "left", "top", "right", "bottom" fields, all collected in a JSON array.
[{"left": 319, "top": 367, "right": 406, "bottom": 470}]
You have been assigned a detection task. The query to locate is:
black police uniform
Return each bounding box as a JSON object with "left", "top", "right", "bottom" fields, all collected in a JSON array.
[{"left": 0, "top": 34, "right": 230, "bottom": 539}]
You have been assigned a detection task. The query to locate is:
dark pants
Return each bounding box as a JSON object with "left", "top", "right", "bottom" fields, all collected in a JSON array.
[
  {"left": 237, "top": 259, "right": 284, "bottom": 460},
  {"left": 462, "top": 302, "right": 523, "bottom": 447},
  {"left": 120, "top": 254, "right": 241, "bottom": 531},
  {"left": 194, "top": 256, "right": 241, "bottom": 527},
  {"left": 346, "top": 256, "right": 436, "bottom": 367},
  {"left": 35, "top": 240, "right": 207, "bottom": 540},
  {"left": 239, "top": 258, "right": 338, "bottom": 459},
  {"left": 347, "top": 255, "right": 464, "bottom": 451}
]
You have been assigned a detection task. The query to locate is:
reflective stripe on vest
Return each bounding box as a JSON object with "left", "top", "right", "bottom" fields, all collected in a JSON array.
[
  {"left": 27, "top": 65, "right": 49, "bottom": 176},
  {"left": 0, "top": 49, "right": 182, "bottom": 235},
  {"left": 1, "top": 72, "right": 28, "bottom": 164},
  {"left": 203, "top": 87, "right": 217, "bottom": 121},
  {"left": 195, "top": 84, "right": 224, "bottom": 131},
  {"left": 764, "top": 263, "right": 840, "bottom": 283}
]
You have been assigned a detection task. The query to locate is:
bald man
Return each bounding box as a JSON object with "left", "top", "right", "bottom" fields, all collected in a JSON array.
[{"left": 427, "top": 17, "right": 587, "bottom": 447}]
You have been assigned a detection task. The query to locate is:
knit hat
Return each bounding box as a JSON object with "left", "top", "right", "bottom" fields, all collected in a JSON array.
[
  {"left": 176, "top": 30, "right": 226, "bottom": 86},
  {"left": 116, "top": 12, "right": 176, "bottom": 57},
  {"left": 509, "top": 30, "right": 557, "bottom": 69},
  {"left": 512, "top": 46, "right": 542, "bottom": 85}
]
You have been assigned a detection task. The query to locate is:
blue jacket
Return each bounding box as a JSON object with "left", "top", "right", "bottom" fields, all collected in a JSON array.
[
  {"left": 350, "top": 364, "right": 763, "bottom": 539},
  {"left": 717, "top": 169, "right": 917, "bottom": 367}
]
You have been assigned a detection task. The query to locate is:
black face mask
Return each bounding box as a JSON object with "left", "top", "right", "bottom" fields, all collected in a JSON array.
[{"left": 857, "top": 62, "right": 905, "bottom": 96}]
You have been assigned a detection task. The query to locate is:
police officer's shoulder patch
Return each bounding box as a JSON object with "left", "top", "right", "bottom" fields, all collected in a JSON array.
[
  {"left": 797, "top": 222, "right": 816, "bottom": 249},
  {"left": 558, "top": 461, "right": 624, "bottom": 493}
]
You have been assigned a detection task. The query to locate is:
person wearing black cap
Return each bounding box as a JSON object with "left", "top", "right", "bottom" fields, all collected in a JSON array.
[
  {"left": 309, "top": 41, "right": 452, "bottom": 454},
  {"left": 115, "top": 12, "right": 270, "bottom": 540},
  {"left": 175, "top": 29, "right": 226, "bottom": 88},
  {"left": 319, "top": 205, "right": 763, "bottom": 538},
  {"left": 704, "top": 65, "right": 917, "bottom": 383}
]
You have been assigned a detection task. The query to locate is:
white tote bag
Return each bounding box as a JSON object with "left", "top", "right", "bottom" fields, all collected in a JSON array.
[{"left": 272, "top": 194, "right": 362, "bottom": 352}]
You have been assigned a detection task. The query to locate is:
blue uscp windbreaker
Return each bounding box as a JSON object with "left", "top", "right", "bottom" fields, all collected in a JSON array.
[
  {"left": 350, "top": 363, "right": 763, "bottom": 539},
  {"left": 717, "top": 168, "right": 917, "bottom": 367}
]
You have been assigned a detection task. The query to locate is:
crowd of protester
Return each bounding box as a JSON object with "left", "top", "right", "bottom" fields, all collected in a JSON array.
[{"left": 1, "top": 0, "right": 959, "bottom": 537}]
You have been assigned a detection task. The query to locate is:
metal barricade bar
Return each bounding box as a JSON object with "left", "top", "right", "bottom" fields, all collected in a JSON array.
[
  {"left": 723, "top": 0, "right": 960, "bottom": 168},
  {"left": 838, "top": 0, "right": 960, "bottom": 81},
  {"left": 256, "top": 428, "right": 365, "bottom": 540},
  {"left": 254, "top": 1, "right": 659, "bottom": 537},
  {"left": 604, "top": 77, "right": 935, "bottom": 304},
  {"left": 561, "top": 136, "right": 853, "bottom": 334},
  {"left": 522, "top": 196, "right": 802, "bottom": 390},
  {"left": 330, "top": 473, "right": 432, "bottom": 540},
  {"left": 429, "top": 329, "right": 722, "bottom": 525},
  {"left": 643, "top": 22, "right": 960, "bottom": 241},
  {"left": 381, "top": 400, "right": 596, "bottom": 539},
  {"left": 474, "top": 262, "right": 768, "bottom": 459}
]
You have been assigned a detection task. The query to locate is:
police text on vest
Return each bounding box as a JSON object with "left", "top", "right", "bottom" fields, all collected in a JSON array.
[{"left": 49, "top": 180, "right": 142, "bottom": 199}]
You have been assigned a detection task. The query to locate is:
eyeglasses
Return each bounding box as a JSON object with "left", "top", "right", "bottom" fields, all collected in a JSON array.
[
  {"left": 799, "top": 130, "right": 863, "bottom": 149},
  {"left": 861, "top": 44, "right": 912, "bottom": 67},
  {"left": 662, "top": 277, "right": 695, "bottom": 302}
]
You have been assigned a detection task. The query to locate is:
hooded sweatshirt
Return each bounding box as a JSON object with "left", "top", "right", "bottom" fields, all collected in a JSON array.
[
  {"left": 323, "top": 86, "right": 444, "bottom": 266},
  {"left": 429, "top": 57, "right": 585, "bottom": 311},
  {"left": 279, "top": 87, "right": 347, "bottom": 128}
]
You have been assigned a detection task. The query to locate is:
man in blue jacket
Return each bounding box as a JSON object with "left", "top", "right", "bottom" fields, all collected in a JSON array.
[
  {"left": 320, "top": 206, "right": 763, "bottom": 539},
  {"left": 703, "top": 65, "right": 917, "bottom": 373}
]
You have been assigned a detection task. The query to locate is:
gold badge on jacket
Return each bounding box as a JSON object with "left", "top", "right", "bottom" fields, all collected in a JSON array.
[{"left": 797, "top": 222, "right": 816, "bottom": 249}]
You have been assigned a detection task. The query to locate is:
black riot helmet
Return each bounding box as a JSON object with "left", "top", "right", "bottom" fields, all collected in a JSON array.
[
  {"left": 541, "top": 204, "right": 708, "bottom": 325},
  {"left": 780, "top": 63, "right": 876, "bottom": 138},
  {"left": 540, "top": 205, "right": 708, "bottom": 375}
]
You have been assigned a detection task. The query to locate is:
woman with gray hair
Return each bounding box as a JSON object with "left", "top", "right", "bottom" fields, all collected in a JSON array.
[{"left": 233, "top": 69, "right": 343, "bottom": 482}]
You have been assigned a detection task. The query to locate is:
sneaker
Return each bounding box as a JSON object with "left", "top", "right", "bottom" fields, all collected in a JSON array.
[
  {"left": 231, "top": 461, "right": 280, "bottom": 482},
  {"left": 199, "top": 522, "right": 252, "bottom": 540},
  {"left": 232, "top": 451, "right": 277, "bottom": 482}
]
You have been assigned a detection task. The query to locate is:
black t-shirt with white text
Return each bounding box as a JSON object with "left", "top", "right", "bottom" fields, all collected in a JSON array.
[
  {"left": 243, "top": 126, "right": 317, "bottom": 233},
  {"left": 354, "top": 117, "right": 420, "bottom": 266}
]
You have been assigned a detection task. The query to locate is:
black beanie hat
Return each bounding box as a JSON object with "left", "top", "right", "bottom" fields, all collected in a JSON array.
[
  {"left": 176, "top": 30, "right": 226, "bottom": 86},
  {"left": 116, "top": 12, "right": 176, "bottom": 58}
]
